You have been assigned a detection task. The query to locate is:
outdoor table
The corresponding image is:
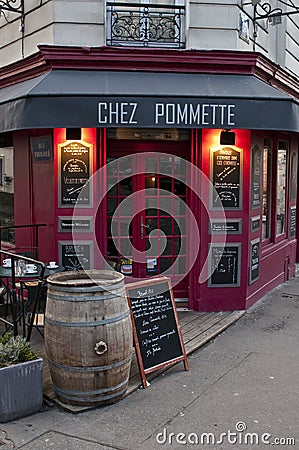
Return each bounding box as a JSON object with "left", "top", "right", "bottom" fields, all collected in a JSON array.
[
  {"left": 0, "top": 264, "right": 65, "bottom": 339},
  {"left": 0, "top": 265, "right": 64, "bottom": 280}
]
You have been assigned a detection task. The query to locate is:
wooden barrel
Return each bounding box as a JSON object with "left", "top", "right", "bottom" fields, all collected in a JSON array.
[{"left": 44, "top": 270, "right": 133, "bottom": 407}]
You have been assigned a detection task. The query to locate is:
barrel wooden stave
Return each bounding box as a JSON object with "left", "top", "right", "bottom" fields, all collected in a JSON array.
[{"left": 45, "top": 270, "right": 133, "bottom": 406}]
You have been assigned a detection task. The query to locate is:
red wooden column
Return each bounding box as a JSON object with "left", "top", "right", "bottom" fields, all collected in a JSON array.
[
  {"left": 53, "top": 128, "right": 97, "bottom": 269},
  {"left": 13, "top": 130, "right": 55, "bottom": 262},
  {"left": 94, "top": 128, "right": 107, "bottom": 269},
  {"left": 194, "top": 128, "right": 251, "bottom": 312},
  {"left": 188, "top": 129, "right": 201, "bottom": 310}
]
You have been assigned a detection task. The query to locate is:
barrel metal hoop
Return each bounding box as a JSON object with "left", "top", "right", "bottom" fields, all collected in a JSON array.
[
  {"left": 47, "top": 280, "right": 125, "bottom": 293},
  {"left": 47, "top": 354, "right": 132, "bottom": 372},
  {"left": 45, "top": 309, "right": 130, "bottom": 327},
  {"left": 54, "top": 378, "right": 129, "bottom": 401},
  {"left": 47, "top": 291, "right": 126, "bottom": 302}
]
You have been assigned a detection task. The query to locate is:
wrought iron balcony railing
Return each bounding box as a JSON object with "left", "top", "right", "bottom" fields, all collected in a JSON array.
[{"left": 106, "top": 2, "right": 185, "bottom": 48}]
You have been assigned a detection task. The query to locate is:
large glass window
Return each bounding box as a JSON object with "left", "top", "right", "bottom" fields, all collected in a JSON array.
[
  {"left": 0, "top": 151, "right": 14, "bottom": 244},
  {"left": 262, "top": 140, "right": 272, "bottom": 241},
  {"left": 276, "top": 141, "right": 288, "bottom": 236}
]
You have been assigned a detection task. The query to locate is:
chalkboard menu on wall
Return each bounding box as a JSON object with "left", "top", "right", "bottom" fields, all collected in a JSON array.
[
  {"left": 250, "top": 216, "right": 261, "bottom": 233},
  {"left": 251, "top": 145, "right": 262, "bottom": 209},
  {"left": 59, "top": 241, "right": 93, "bottom": 270},
  {"left": 211, "top": 147, "right": 242, "bottom": 209},
  {"left": 249, "top": 238, "right": 260, "bottom": 284},
  {"left": 31, "top": 135, "right": 53, "bottom": 162},
  {"left": 209, "top": 244, "right": 241, "bottom": 287},
  {"left": 58, "top": 141, "right": 93, "bottom": 207},
  {"left": 58, "top": 216, "right": 93, "bottom": 233},
  {"left": 126, "top": 277, "right": 188, "bottom": 388},
  {"left": 209, "top": 219, "right": 242, "bottom": 234},
  {"left": 290, "top": 206, "right": 296, "bottom": 238}
]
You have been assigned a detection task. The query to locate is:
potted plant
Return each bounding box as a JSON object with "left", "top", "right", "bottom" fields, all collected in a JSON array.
[{"left": 0, "top": 333, "right": 43, "bottom": 422}]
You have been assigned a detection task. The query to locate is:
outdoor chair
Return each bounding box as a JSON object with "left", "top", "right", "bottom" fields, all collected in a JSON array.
[{"left": 22, "top": 280, "right": 48, "bottom": 338}]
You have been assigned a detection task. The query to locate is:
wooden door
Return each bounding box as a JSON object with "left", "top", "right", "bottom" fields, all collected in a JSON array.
[{"left": 105, "top": 140, "right": 189, "bottom": 298}]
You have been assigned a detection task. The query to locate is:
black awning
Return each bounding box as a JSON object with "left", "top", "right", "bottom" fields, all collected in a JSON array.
[{"left": 0, "top": 70, "right": 298, "bottom": 131}]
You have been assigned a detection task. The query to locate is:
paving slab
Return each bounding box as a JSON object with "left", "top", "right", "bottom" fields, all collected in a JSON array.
[
  {"left": 0, "top": 277, "right": 298, "bottom": 449},
  {"left": 18, "top": 431, "right": 110, "bottom": 450}
]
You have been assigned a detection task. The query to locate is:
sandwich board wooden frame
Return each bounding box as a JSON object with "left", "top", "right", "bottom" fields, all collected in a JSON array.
[{"left": 125, "top": 277, "right": 188, "bottom": 388}]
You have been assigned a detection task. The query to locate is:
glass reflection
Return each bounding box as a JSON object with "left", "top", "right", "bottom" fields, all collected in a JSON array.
[
  {"left": 276, "top": 142, "right": 287, "bottom": 236},
  {"left": 262, "top": 144, "right": 272, "bottom": 241}
]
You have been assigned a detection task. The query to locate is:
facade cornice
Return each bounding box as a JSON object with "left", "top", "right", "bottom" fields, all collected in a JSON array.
[
  {"left": 0, "top": 45, "right": 298, "bottom": 99},
  {"left": 252, "top": 55, "right": 299, "bottom": 99},
  {"left": 0, "top": 52, "right": 51, "bottom": 87}
]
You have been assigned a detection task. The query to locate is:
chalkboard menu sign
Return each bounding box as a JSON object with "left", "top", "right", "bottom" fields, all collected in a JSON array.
[
  {"left": 211, "top": 146, "right": 242, "bottom": 209},
  {"left": 290, "top": 206, "right": 296, "bottom": 238},
  {"left": 249, "top": 238, "right": 260, "bottom": 284},
  {"left": 58, "top": 241, "right": 93, "bottom": 270},
  {"left": 209, "top": 219, "right": 242, "bottom": 234},
  {"left": 209, "top": 244, "right": 241, "bottom": 287},
  {"left": 58, "top": 141, "right": 93, "bottom": 207},
  {"left": 31, "top": 135, "right": 53, "bottom": 161},
  {"left": 250, "top": 215, "right": 261, "bottom": 233},
  {"left": 251, "top": 145, "right": 262, "bottom": 209},
  {"left": 125, "top": 277, "right": 188, "bottom": 388},
  {"left": 58, "top": 216, "right": 93, "bottom": 232}
]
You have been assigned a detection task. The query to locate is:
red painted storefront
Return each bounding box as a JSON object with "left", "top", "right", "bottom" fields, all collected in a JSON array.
[{"left": 1, "top": 47, "right": 298, "bottom": 311}]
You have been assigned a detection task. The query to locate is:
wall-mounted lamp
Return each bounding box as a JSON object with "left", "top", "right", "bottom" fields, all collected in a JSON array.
[
  {"left": 269, "top": 14, "right": 282, "bottom": 25},
  {"left": 66, "top": 128, "right": 82, "bottom": 140},
  {"left": 249, "top": 0, "right": 299, "bottom": 23},
  {"left": 220, "top": 130, "right": 236, "bottom": 146},
  {"left": 0, "top": 1, "right": 24, "bottom": 28},
  {"left": 0, "top": 132, "right": 13, "bottom": 148}
]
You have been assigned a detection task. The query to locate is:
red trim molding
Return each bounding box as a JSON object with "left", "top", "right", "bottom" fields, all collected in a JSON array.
[{"left": 1, "top": 45, "right": 298, "bottom": 99}]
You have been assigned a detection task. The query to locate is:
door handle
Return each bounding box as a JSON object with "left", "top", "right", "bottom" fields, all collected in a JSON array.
[{"left": 140, "top": 216, "right": 149, "bottom": 239}]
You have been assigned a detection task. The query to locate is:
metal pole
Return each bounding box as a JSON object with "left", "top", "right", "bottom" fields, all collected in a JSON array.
[{"left": 10, "top": 255, "right": 18, "bottom": 336}]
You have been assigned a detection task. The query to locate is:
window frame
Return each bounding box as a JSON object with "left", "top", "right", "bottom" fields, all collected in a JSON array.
[
  {"left": 0, "top": 157, "right": 3, "bottom": 186},
  {"left": 261, "top": 135, "right": 290, "bottom": 249},
  {"left": 274, "top": 138, "right": 289, "bottom": 243},
  {"left": 261, "top": 138, "right": 273, "bottom": 245}
]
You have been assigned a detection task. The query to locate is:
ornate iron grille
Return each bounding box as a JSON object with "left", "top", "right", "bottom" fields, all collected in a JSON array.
[{"left": 106, "top": 2, "right": 185, "bottom": 48}]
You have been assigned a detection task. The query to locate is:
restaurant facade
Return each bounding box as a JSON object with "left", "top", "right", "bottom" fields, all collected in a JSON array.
[{"left": 0, "top": 44, "right": 298, "bottom": 312}]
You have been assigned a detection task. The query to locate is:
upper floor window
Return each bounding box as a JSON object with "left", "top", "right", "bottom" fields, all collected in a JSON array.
[{"left": 106, "top": 1, "right": 185, "bottom": 48}]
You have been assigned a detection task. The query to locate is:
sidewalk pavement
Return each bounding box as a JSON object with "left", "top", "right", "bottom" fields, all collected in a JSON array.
[{"left": 1, "top": 275, "right": 298, "bottom": 449}]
